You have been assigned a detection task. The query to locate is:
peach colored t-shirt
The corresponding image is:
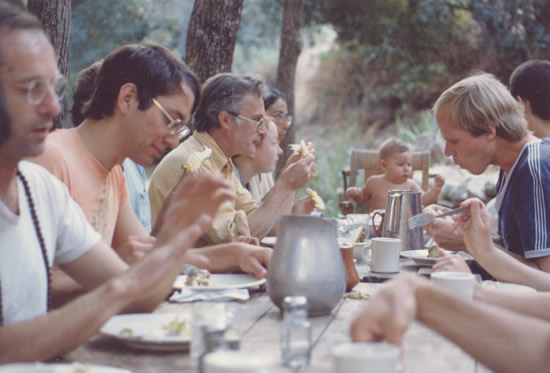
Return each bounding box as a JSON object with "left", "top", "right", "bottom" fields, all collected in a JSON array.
[{"left": 29, "top": 128, "right": 128, "bottom": 245}]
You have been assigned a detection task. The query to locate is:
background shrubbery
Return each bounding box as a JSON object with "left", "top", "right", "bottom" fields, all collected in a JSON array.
[{"left": 64, "top": 0, "right": 550, "bottom": 216}]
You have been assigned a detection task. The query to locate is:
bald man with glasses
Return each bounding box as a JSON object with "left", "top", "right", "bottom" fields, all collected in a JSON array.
[{"left": 149, "top": 73, "right": 316, "bottom": 246}]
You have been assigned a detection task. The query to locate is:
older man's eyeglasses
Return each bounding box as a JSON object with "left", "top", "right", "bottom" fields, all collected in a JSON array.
[
  {"left": 27, "top": 74, "right": 67, "bottom": 106},
  {"left": 229, "top": 112, "right": 266, "bottom": 130},
  {"left": 152, "top": 98, "right": 187, "bottom": 136}
]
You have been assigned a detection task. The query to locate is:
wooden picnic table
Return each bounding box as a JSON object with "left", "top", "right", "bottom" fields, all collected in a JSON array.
[{"left": 62, "top": 258, "right": 492, "bottom": 373}]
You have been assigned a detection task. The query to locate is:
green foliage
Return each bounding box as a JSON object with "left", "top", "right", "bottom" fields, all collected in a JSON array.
[
  {"left": 67, "top": 0, "right": 191, "bottom": 122},
  {"left": 466, "top": 0, "right": 550, "bottom": 78},
  {"left": 304, "top": 0, "right": 479, "bottom": 128},
  {"left": 303, "top": 0, "right": 550, "bottom": 138},
  {"left": 70, "top": 0, "right": 149, "bottom": 74},
  {"left": 306, "top": 0, "right": 470, "bottom": 66},
  {"left": 395, "top": 111, "right": 440, "bottom": 144},
  {"left": 300, "top": 122, "right": 361, "bottom": 218},
  {"left": 232, "top": 0, "right": 284, "bottom": 77}
]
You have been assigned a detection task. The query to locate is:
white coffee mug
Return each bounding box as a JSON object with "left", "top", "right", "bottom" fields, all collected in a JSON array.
[
  {"left": 353, "top": 240, "right": 370, "bottom": 262},
  {"left": 204, "top": 350, "right": 273, "bottom": 373},
  {"left": 431, "top": 271, "right": 475, "bottom": 298},
  {"left": 370, "top": 237, "right": 401, "bottom": 273},
  {"left": 332, "top": 342, "right": 399, "bottom": 373}
]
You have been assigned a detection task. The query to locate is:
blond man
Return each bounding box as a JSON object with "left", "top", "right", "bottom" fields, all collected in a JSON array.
[{"left": 430, "top": 73, "right": 550, "bottom": 288}]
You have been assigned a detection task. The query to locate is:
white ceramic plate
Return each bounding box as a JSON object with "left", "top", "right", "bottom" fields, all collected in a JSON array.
[
  {"left": 260, "top": 236, "right": 276, "bottom": 247},
  {"left": 173, "top": 273, "right": 266, "bottom": 291},
  {"left": 0, "top": 363, "right": 132, "bottom": 372},
  {"left": 481, "top": 281, "right": 537, "bottom": 293},
  {"left": 100, "top": 313, "right": 191, "bottom": 351},
  {"left": 400, "top": 249, "right": 474, "bottom": 266}
]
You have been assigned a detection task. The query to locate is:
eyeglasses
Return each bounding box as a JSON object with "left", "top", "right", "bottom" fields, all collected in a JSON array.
[
  {"left": 152, "top": 98, "right": 187, "bottom": 135},
  {"left": 229, "top": 112, "right": 266, "bottom": 130},
  {"left": 27, "top": 74, "right": 67, "bottom": 106},
  {"left": 273, "top": 113, "right": 293, "bottom": 125}
]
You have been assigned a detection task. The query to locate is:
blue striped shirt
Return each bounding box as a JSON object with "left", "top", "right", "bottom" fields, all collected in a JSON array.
[{"left": 496, "top": 138, "right": 550, "bottom": 259}]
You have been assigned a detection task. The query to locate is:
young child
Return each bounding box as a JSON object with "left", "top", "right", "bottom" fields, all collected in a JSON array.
[{"left": 345, "top": 138, "right": 445, "bottom": 212}]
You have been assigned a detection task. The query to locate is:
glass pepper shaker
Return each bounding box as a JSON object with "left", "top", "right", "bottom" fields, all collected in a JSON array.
[
  {"left": 198, "top": 324, "right": 228, "bottom": 373},
  {"left": 281, "top": 295, "right": 312, "bottom": 368}
]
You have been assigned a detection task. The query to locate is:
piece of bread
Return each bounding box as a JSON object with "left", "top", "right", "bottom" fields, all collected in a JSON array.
[
  {"left": 289, "top": 140, "right": 310, "bottom": 158},
  {"left": 183, "top": 147, "right": 212, "bottom": 173},
  {"left": 350, "top": 226, "right": 367, "bottom": 243},
  {"left": 427, "top": 242, "right": 440, "bottom": 258},
  {"left": 306, "top": 187, "right": 325, "bottom": 211},
  {"left": 185, "top": 268, "right": 211, "bottom": 286}
]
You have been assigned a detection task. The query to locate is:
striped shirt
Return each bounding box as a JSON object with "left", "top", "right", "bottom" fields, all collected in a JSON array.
[{"left": 496, "top": 138, "right": 550, "bottom": 259}]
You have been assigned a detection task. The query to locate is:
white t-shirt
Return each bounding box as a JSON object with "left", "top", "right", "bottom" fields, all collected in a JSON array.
[{"left": 0, "top": 161, "right": 101, "bottom": 325}]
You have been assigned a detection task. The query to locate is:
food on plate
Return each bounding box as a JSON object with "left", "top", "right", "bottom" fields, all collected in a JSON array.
[
  {"left": 427, "top": 242, "right": 440, "bottom": 258},
  {"left": 481, "top": 280, "right": 503, "bottom": 289},
  {"left": 343, "top": 291, "right": 370, "bottom": 300},
  {"left": 183, "top": 146, "right": 212, "bottom": 173},
  {"left": 185, "top": 268, "right": 211, "bottom": 286},
  {"left": 349, "top": 226, "right": 367, "bottom": 244},
  {"left": 73, "top": 363, "right": 91, "bottom": 373},
  {"left": 289, "top": 140, "right": 310, "bottom": 158},
  {"left": 306, "top": 187, "right": 325, "bottom": 211},
  {"left": 163, "top": 317, "right": 191, "bottom": 336},
  {"left": 423, "top": 205, "right": 439, "bottom": 216},
  {"left": 119, "top": 327, "right": 133, "bottom": 336}
]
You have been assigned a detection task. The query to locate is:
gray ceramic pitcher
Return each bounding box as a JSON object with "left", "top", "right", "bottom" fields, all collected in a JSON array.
[
  {"left": 267, "top": 215, "right": 346, "bottom": 316},
  {"left": 380, "top": 190, "right": 424, "bottom": 251}
]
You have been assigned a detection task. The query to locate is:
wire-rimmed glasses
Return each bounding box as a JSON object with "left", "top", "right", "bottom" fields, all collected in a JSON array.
[
  {"left": 152, "top": 98, "right": 188, "bottom": 136},
  {"left": 27, "top": 74, "right": 67, "bottom": 106},
  {"left": 229, "top": 112, "right": 266, "bottom": 130}
]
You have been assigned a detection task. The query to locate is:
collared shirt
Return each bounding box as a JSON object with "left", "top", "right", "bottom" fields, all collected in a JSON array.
[
  {"left": 248, "top": 172, "right": 274, "bottom": 204},
  {"left": 233, "top": 163, "right": 274, "bottom": 206},
  {"left": 148, "top": 131, "right": 257, "bottom": 246}
]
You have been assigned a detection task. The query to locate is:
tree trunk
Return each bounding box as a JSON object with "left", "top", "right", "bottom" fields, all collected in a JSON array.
[
  {"left": 185, "top": 0, "right": 244, "bottom": 83},
  {"left": 28, "top": 0, "right": 71, "bottom": 129},
  {"left": 275, "top": 0, "right": 305, "bottom": 177}
]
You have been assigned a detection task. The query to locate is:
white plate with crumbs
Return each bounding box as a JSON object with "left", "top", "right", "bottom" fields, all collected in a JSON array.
[
  {"left": 173, "top": 273, "right": 266, "bottom": 291},
  {"left": 100, "top": 313, "right": 191, "bottom": 351},
  {"left": 0, "top": 363, "right": 132, "bottom": 372},
  {"left": 400, "top": 249, "right": 474, "bottom": 266}
]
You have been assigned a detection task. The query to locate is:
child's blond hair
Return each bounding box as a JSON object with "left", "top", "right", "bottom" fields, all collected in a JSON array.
[{"left": 379, "top": 137, "right": 410, "bottom": 161}]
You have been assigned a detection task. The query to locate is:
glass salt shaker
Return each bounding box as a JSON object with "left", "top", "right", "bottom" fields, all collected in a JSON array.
[
  {"left": 281, "top": 295, "right": 312, "bottom": 368},
  {"left": 198, "top": 324, "right": 228, "bottom": 373}
]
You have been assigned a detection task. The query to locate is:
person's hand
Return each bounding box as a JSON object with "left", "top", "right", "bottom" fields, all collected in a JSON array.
[
  {"left": 453, "top": 198, "right": 494, "bottom": 259},
  {"left": 304, "top": 142, "right": 317, "bottom": 177},
  {"left": 423, "top": 209, "right": 466, "bottom": 251},
  {"left": 235, "top": 235, "right": 260, "bottom": 246},
  {"left": 291, "top": 195, "right": 315, "bottom": 215},
  {"left": 115, "top": 235, "right": 156, "bottom": 264},
  {"left": 154, "top": 171, "right": 236, "bottom": 244},
  {"left": 432, "top": 250, "right": 472, "bottom": 273},
  {"left": 282, "top": 151, "right": 302, "bottom": 172},
  {"left": 434, "top": 174, "right": 445, "bottom": 188},
  {"left": 345, "top": 187, "right": 363, "bottom": 203},
  {"left": 278, "top": 155, "right": 315, "bottom": 191},
  {"left": 233, "top": 243, "right": 272, "bottom": 278},
  {"left": 351, "top": 275, "right": 421, "bottom": 345}
]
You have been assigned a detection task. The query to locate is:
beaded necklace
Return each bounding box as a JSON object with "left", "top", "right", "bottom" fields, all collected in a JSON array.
[{"left": 0, "top": 170, "right": 51, "bottom": 326}]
